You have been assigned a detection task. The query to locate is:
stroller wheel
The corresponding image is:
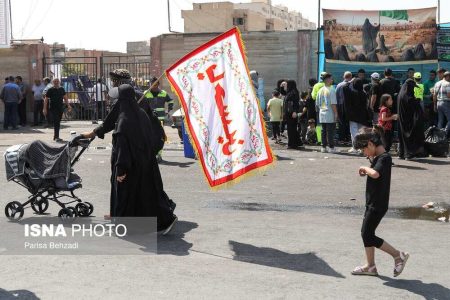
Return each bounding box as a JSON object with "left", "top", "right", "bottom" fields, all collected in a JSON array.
[
  {"left": 67, "top": 206, "right": 78, "bottom": 217},
  {"left": 75, "top": 203, "right": 89, "bottom": 217},
  {"left": 5, "top": 201, "right": 24, "bottom": 221},
  {"left": 58, "top": 208, "right": 74, "bottom": 219},
  {"left": 84, "top": 202, "right": 94, "bottom": 216},
  {"left": 31, "top": 198, "right": 49, "bottom": 214}
]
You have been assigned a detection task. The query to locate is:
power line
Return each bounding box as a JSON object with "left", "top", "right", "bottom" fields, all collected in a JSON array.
[
  {"left": 21, "top": 0, "right": 39, "bottom": 38},
  {"left": 26, "top": 0, "right": 54, "bottom": 37}
]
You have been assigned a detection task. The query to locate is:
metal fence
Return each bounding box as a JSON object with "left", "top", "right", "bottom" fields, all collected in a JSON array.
[{"left": 42, "top": 55, "right": 151, "bottom": 122}]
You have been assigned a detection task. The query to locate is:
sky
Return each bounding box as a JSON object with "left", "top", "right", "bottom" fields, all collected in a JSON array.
[{"left": 10, "top": 0, "right": 449, "bottom": 53}]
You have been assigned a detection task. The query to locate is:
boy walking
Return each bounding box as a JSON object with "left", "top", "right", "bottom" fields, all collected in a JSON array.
[
  {"left": 351, "top": 127, "right": 409, "bottom": 277},
  {"left": 267, "top": 90, "right": 283, "bottom": 143}
]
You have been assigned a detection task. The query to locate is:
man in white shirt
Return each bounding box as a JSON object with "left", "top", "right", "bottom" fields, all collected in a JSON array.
[
  {"left": 32, "top": 79, "right": 46, "bottom": 126},
  {"left": 91, "top": 79, "right": 108, "bottom": 124},
  {"left": 433, "top": 71, "right": 450, "bottom": 138}
]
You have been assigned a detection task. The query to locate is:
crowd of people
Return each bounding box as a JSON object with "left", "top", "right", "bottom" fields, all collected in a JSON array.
[
  {"left": 0, "top": 75, "right": 73, "bottom": 142},
  {"left": 267, "top": 67, "right": 450, "bottom": 160}
]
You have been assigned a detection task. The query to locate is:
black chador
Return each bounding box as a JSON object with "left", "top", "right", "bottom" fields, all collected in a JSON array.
[
  {"left": 101, "top": 84, "right": 175, "bottom": 227},
  {"left": 397, "top": 79, "right": 425, "bottom": 159}
]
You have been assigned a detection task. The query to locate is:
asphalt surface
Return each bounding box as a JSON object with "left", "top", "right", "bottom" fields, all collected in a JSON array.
[{"left": 0, "top": 122, "right": 449, "bottom": 300}]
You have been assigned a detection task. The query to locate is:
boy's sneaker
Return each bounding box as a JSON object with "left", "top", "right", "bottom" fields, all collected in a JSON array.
[
  {"left": 321, "top": 147, "right": 327, "bottom": 153},
  {"left": 327, "top": 147, "right": 338, "bottom": 153},
  {"left": 348, "top": 147, "right": 358, "bottom": 154}
]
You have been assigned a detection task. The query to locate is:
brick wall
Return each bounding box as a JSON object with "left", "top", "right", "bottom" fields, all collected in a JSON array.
[
  {"left": 0, "top": 44, "right": 50, "bottom": 121},
  {"left": 149, "top": 30, "right": 318, "bottom": 109}
]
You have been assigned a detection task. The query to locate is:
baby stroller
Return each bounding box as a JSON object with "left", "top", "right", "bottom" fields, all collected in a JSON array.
[{"left": 4, "top": 137, "right": 94, "bottom": 220}]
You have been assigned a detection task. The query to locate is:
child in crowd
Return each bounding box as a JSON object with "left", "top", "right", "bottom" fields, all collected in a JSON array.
[
  {"left": 298, "top": 91, "right": 309, "bottom": 143},
  {"left": 267, "top": 90, "right": 284, "bottom": 143},
  {"left": 351, "top": 127, "right": 409, "bottom": 277},
  {"left": 306, "top": 119, "right": 318, "bottom": 145},
  {"left": 377, "top": 94, "right": 398, "bottom": 153}
]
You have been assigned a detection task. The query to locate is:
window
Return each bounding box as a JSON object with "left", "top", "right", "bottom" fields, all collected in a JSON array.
[{"left": 233, "top": 17, "right": 245, "bottom": 25}]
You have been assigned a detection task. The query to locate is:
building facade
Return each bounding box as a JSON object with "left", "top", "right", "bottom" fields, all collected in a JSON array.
[
  {"left": 182, "top": 0, "right": 316, "bottom": 33},
  {"left": 149, "top": 30, "right": 318, "bottom": 103}
]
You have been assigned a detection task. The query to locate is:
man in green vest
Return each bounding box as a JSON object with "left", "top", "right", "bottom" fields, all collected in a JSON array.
[
  {"left": 144, "top": 76, "right": 174, "bottom": 121},
  {"left": 413, "top": 72, "right": 424, "bottom": 110},
  {"left": 311, "top": 72, "right": 327, "bottom": 101},
  {"left": 143, "top": 76, "right": 174, "bottom": 161}
]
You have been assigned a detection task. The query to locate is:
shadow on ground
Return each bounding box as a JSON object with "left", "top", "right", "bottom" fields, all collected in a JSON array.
[
  {"left": 378, "top": 275, "right": 450, "bottom": 300},
  {"left": 275, "top": 155, "right": 294, "bottom": 161},
  {"left": 413, "top": 159, "right": 450, "bottom": 166},
  {"left": 159, "top": 160, "right": 195, "bottom": 168},
  {"left": 0, "top": 128, "right": 45, "bottom": 134},
  {"left": 393, "top": 164, "right": 428, "bottom": 170},
  {"left": 0, "top": 288, "right": 40, "bottom": 300},
  {"left": 118, "top": 220, "right": 197, "bottom": 256},
  {"left": 229, "top": 240, "right": 345, "bottom": 278},
  {"left": 157, "top": 220, "right": 198, "bottom": 256}
]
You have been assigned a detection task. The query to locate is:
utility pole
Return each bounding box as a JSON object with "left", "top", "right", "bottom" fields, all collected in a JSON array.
[
  {"left": 317, "top": 0, "right": 321, "bottom": 77},
  {"left": 9, "top": 0, "right": 13, "bottom": 40},
  {"left": 268, "top": 0, "right": 272, "bottom": 21},
  {"left": 438, "top": 0, "right": 440, "bottom": 25},
  {"left": 167, "top": 0, "right": 181, "bottom": 33}
]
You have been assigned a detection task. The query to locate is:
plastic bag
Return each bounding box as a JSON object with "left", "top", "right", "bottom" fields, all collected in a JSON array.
[{"left": 424, "top": 126, "right": 449, "bottom": 157}]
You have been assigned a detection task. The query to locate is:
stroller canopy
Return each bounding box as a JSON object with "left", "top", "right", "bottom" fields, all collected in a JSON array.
[{"left": 5, "top": 141, "right": 71, "bottom": 181}]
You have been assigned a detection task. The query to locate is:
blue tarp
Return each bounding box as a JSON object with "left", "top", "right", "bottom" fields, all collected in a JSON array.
[{"left": 318, "top": 28, "right": 325, "bottom": 81}]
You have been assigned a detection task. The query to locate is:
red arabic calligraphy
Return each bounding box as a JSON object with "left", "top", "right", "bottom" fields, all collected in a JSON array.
[{"left": 198, "top": 64, "right": 244, "bottom": 156}]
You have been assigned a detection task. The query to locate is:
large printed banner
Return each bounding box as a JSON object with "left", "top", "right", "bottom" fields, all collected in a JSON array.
[
  {"left": 166, "top": 28, "right": 274, "bottom": 187},
  {"left": 437, "top": 28, "right": 450, "bottom": 62},
  {"left": 323, "top": 8, "right": 437, "bottom": 63}
]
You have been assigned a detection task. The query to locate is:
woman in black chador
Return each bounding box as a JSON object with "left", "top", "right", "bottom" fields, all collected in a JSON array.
[
  {"left": 397, "top": 79, "right": 426, "bottom": 159},
  {"left": 284, "top": 80, "right": 301, "bottom": 149},
  {"left": 82, "top": 83, "right": 177, "bottom": 234}
]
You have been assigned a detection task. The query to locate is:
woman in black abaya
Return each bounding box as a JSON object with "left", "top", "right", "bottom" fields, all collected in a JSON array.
[
  {"left": 397, "top": 79, "right": 426, "bottom": 159},
  {"left": 284, "top": 80, "right": 301, "bottom": 149},
  {"left": 82, "top": 84, "right": 177, "bottom": 234}
]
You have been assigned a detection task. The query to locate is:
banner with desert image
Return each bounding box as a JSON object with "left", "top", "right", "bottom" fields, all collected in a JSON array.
[{"left": 323, "top": 8, "right": 437, "bottom": 63}]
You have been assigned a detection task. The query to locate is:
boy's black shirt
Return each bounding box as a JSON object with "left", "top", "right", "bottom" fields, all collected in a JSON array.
[{"left": 366, "top": 152, "right": 392, "bottom": 212}]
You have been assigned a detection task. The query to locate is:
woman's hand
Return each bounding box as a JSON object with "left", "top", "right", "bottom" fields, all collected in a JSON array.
[
  {"left": 292, "top": 112, "right": 297, "bottom": 119},
  {"left": 81, "top": 131, "right": 96, "bottom": 139},
  {"left": 117, "top": 174, "right": 127, "bottom": 183},
  {"left": 43, "top": 108, "right": 47, "bottom": 117},
  {"left": 392, "top": 114, "right": 398, "bottom": 121}
]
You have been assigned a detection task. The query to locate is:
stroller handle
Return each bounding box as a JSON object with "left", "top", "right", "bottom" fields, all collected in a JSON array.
[
  {"left": 70, "top": 136, "right": 95, "bottom": 167},
  {"left": 69, "top": 136, "right": 95, "bottom": 148}
]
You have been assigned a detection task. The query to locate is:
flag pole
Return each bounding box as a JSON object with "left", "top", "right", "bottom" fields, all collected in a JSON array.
[
  {"left": 437, "top": 0, "right": 441, "bottom": 69},
  {"left": 137, "top": 73, "right": 166, "bottom": 104}
]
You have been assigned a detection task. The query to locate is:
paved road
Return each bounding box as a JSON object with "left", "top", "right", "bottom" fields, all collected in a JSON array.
[{"left": 0, "top": 122, "right": 449, "bottom": 299}]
